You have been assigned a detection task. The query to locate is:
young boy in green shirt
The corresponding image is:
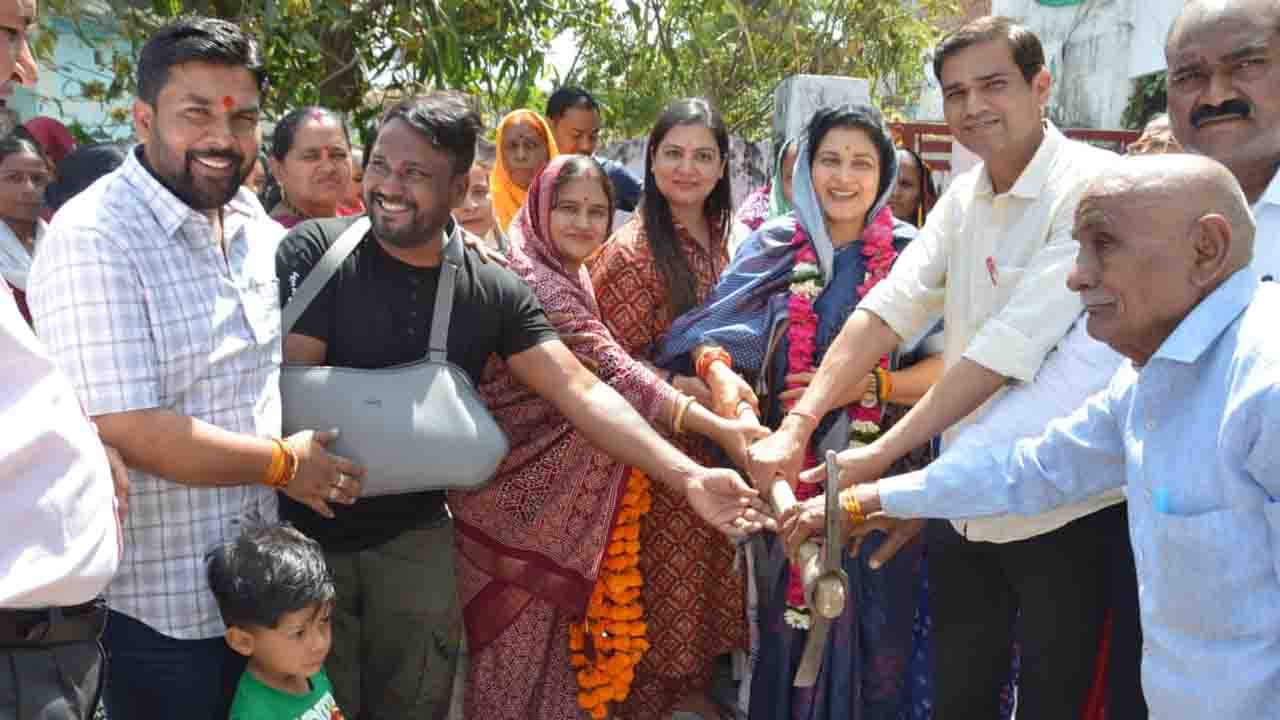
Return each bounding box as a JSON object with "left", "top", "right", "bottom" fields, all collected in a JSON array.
[{"left": 208, "top": 525, "right": 344, "bottom": 720}]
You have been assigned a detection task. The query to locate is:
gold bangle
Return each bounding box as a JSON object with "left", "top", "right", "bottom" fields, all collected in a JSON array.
[
  {"left": 841, "top": 487, "right": 867, "bottom": 524},
  {"left": 673, "top": 394, "right": 695, "bottom": 435},
  {"left": 876, "top": 367, "right": 894, "bottom": 403},
  {"left": 786, "top": 408, "right": 820, "bottom": 428}
]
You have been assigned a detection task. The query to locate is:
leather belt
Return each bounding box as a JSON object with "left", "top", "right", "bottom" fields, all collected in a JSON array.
[{"left": 0, "top": 598, "right": 107, "bottom": 648}]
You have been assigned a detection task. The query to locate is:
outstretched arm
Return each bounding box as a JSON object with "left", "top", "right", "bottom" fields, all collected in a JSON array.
[{"left": 507, "top": 339, "right": 775, "bottom": 535}]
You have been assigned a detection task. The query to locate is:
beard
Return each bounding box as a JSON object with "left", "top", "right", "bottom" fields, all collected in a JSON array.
[
  {"left": 366, "top": 189, "right": 447, "bottom": 249},
  {"left": 145, "top": 128, "right": 247, "bottom": 211}
]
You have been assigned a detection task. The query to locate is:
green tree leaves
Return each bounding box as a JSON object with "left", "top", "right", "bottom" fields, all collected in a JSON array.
[{"left": 42, "top": 0, "right": 951, "bottom": 141}]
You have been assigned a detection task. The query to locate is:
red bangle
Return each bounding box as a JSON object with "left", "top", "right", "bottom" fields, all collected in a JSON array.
[{"left": 695, "top": 347, "right": 732, "bottom": 381}]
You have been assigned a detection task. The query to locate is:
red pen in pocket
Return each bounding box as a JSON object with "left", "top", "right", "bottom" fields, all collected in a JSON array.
[{"left": 986, "top": 256, "right": 999, "bottom": 287}]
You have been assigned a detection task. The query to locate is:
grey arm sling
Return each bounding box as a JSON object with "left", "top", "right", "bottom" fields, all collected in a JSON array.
[{"left": 279, "top": 218, "right": 508, "bottom": 496}]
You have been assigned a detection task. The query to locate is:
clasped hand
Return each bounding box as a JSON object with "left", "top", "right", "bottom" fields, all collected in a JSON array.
[
  {"left": 684, "top": 466, "right": 777, "bottom": 539},
  {"left": 284, "top": 429, "right": 367, "bottom": 520},
  {"left": 776, "top": 447, "right": 924, "bottom": 569}
]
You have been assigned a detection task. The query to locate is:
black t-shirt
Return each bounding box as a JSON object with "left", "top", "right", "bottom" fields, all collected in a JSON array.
[{"left": 276, "top": 216, "right": 558, "bottom": 552}]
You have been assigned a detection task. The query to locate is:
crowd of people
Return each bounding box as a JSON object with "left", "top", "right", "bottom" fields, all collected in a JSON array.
[{"left": 5, "top": 0, "right": 1280, "bottom": 719}]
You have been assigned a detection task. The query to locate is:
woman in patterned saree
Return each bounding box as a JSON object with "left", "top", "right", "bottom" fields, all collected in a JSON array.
[
  {"left": 590, "top": 98, "right": 761, "bottom": 720},
  {"left": 449, "top": 154, "right": 771, "bottom": 719},
  {"left": 657, "top": 104, "right": 928, "bottom": 719}
]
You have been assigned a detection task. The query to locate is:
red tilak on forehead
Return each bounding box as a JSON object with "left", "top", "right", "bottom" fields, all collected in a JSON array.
[
  {"left": 308, "top": 108, "right": 326, "bottom": 121},
  {"left": 222, "top": 96, "right": 234, "bottom": 111}
]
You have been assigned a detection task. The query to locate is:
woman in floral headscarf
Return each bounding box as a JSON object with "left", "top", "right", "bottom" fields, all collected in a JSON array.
[{"left": 490, "top": 109, "right": 560, "bottom": 232}]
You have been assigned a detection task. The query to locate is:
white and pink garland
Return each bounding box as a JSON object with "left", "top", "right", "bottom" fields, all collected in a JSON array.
[{"left": 782, "top": 206, "right": 898, "bottom": 629}]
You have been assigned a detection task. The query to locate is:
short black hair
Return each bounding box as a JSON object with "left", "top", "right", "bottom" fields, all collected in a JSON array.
[
  {"left": 932, "top": 16, "right": 1045, "bottom": 85},
  {"left": 45, "top": 142, "right": 127, "bottom": 212},
  {"left": 136, "top": 16, "right": 266, "bottom": 106},
  {"left": 376, "top": 91, "right": 482, "bottom": 176},
  {"left": 0, "top": 130, "right": 46, "bottom": 169},
  {"left": 270, "top": 106, "right": 350, "bottom": 161},
  {"left": 805, "top": 104, "right": 898, "bottom": 217},
  {"left": 207, "top": 525, "right": 335, "bottom": 630},
  {"left": 546, "top": 86, "right": 600, "bottom": 120}
]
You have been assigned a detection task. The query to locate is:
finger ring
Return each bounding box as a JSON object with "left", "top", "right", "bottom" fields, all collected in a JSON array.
[
  {"left": 329, "top": 487, "right": 340, "bottom": 501},
  {"left": 336, "top": 472, "right": 348, "bottom": 488}
]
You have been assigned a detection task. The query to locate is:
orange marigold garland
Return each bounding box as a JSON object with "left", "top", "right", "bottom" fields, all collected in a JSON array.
[{"left": 570, "top": 468, "right": 652, "bottom": 719}]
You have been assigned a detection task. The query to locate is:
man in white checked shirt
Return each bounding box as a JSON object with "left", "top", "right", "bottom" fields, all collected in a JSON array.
[{"left": 29, "top": 17, "right": 364, "bottom": 720}]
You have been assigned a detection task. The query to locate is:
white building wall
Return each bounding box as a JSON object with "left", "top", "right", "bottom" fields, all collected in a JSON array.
[{"left": 993, "top": 0, "right": 1182, "bottom": 129}]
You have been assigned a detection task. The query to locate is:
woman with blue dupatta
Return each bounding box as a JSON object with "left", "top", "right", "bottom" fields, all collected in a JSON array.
[{"left": 657, "top": 104, "right": 930, "bottom": 719}]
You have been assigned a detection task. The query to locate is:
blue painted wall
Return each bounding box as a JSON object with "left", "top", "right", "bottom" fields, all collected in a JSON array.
[{"left": 12, "top": 15, "right": 134, "bottom": 140}]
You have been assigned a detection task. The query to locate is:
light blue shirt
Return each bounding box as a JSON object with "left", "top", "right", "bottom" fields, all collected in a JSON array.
[{"left": 880, "top": 268, "right": 1280, "bottom": 719}]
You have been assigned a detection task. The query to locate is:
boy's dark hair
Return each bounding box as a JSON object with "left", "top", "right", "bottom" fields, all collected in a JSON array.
[
  {"left": 136, "top": 16, "right": 266, "bottom": 106},
  {"left": 546, "top": 86, "right": 600, "bottom": 120},
  {"left": 377, "top": 91, "right": 482, "bottom": 176},
  {"left": 932, "top": 16, "right": 1045, "bottom": 86},
  {"left": 207, "top": 525, "right": 335, "bottom": 630}
]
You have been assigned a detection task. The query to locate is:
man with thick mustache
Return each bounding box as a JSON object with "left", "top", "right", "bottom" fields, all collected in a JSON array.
[
  {"left": 29, "top": 17, "right": 361, "bottom": 719},
  {"left": 792, "top": 154, "right": 1280, "bottom": 719},
  {"left": 745, "top": 16, "right": 1142, "bottom": 718},
  {"left": 1166, "top": 0, "right": 1280, "bottom": 278}
]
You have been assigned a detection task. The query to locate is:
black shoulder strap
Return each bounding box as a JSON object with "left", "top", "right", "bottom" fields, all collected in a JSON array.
[{"left": 281, "top": 217, "right": 371, "bottom": 335}]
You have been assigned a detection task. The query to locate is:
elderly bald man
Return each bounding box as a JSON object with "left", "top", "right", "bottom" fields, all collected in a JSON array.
[{"left": 783, "top": 154, "right": 1280, "bottom": 718}]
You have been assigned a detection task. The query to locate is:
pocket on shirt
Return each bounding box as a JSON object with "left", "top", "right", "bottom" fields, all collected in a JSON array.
[
  {"left": 241, "top": 277, "right": 282, "bottom": 351},
  {"left": 991, "top": 264, "right": 1025, "bottom": 312},
  {"left": 974, "top": 263, "right": 1026, "bottom": 324},
  {"left": 1150, "top": 504, "right": 1280, "bottom": 641}
]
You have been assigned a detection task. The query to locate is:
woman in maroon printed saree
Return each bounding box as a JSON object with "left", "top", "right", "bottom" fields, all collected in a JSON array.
[{"left": 449, "top": 155, "right": 768, "bottom": 719}]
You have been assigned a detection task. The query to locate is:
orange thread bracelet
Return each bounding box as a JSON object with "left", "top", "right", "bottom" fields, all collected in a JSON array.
[{"left": 263, "top": 438, "right": 296, "bottom": 489}]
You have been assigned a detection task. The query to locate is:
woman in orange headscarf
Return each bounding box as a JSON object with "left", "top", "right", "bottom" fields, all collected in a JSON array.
[{"left": 491, "top": 109, "right": 559, "bottom": 232}]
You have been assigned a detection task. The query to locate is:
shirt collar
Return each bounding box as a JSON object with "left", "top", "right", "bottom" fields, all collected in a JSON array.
[
  {"left": 1152, "top": 268, "right": 1258, "bottom": 365},
  {"left": 120, "top": 145, "right": 264, "bottom": 244},
  {"left": 1255, "top": 167, "right": 1280, "bottom": 211},
  {"left": 975, "top": 120, "right": 1063, "bottom": 200}
]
